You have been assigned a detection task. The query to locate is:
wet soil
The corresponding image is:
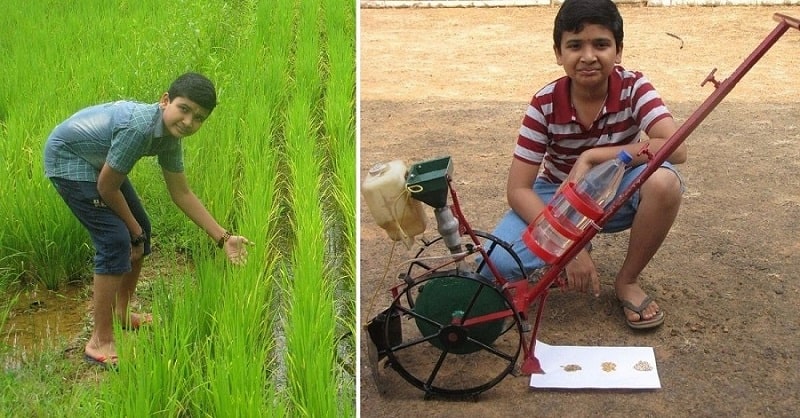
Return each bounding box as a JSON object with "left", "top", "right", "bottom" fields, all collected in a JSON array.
[
  {"left": 360, "top": 5, "right": 800, "bottom": 417},
  {"left": 1, "top": 284, "right": 88, "bottom": 350},
  {"left": 1, "top": 250, "right": 187, "bottom": 362}
]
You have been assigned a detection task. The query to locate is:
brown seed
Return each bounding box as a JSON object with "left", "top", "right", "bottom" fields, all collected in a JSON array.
[{"left": 601, "top": 362, "right": 616, "bottom": 372}]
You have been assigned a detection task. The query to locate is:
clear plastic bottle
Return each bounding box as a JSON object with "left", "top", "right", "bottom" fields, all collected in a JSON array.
[
  {"left": 573, "top": 149, "right": 634, "bottom": 210},
  {"left": 523, "top": 150, "right": 633, "bottom": 264}
]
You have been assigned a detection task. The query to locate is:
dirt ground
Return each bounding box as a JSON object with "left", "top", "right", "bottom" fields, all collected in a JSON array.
[{"left": 359, "top": 5, "right": 800, "bottom": 417}]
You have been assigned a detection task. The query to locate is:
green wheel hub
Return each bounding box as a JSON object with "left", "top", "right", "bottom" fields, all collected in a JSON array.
[{"left": 413, "top": 274, "right": 507, "bottom": 354}]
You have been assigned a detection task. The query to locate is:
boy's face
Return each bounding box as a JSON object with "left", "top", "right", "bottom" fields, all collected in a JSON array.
[
  {"left": 159, "top": 93, "right": 211, "bottom": 138},
  {"left": 554, "top": 23, "right": 622, "bottom": 96}
]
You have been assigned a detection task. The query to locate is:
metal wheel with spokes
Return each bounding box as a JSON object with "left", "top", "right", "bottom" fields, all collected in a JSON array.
[{"left": 381, "top": 270, "right": 524, "bottom": 399}]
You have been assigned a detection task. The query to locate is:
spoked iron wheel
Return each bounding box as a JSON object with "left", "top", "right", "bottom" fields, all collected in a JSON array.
[
  {"left": 382, "top": 270, "right": 524, "bottom": 399},
  {"left": 402, "top": 230, "right": 526, "bottom": 308}
]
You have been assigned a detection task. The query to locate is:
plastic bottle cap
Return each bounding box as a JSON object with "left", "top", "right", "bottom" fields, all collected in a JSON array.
[
  {"left": 618, "top": 150, "right": 633, "bottom": 164},
  {"left": 368, "top": 162, "right": 388, "bottom": 176}
]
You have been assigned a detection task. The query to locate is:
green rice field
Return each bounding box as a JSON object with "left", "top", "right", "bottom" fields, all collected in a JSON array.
[{"left": 0, "top": 0, "right": 355, "bottom": 416}]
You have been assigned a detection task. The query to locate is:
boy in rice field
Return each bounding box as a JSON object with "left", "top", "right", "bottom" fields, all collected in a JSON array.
[
  {"left": 485, "top": 0, "right": 686, "bottom": 329},
  {"left": 43, "top": 72, "right": 250, "bottom": 368}
]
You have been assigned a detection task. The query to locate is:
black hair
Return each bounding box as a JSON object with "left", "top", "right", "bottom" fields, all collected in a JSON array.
[
  {"left": 553, "top": 0, "right": 624, "bottom": 52},
  {"left": 167, "top": 72, "right": 217, "bottom": 112}
]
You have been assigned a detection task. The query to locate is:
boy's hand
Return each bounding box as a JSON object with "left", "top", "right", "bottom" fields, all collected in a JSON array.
[
  {"left": 564, "top": 249, "right": 600, "bottom": 297},
  {"left": 565, "top": 154, "right": 594, "bottom": 187},
  {"left": 130, "top": 243, "right": 145, "bottom": 262},
  {"left": 224, "top": 236, "right": 253, "bottom": 265}
]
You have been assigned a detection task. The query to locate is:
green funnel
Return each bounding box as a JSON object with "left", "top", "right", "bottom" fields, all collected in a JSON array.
[{"left": 406, "top": 156, "right": 453, "bottom": 208}]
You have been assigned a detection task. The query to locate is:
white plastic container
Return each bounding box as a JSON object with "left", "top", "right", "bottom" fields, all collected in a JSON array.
[{"left": 362, "top": 160, "right": 427, "bottom": 247}]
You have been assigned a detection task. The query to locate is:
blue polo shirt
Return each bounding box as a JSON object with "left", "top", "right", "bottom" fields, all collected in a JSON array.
[{"left": 44, "top": 101, "right": 184, "bottom": 182}]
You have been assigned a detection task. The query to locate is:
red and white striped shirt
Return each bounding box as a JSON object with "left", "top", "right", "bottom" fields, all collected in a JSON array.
[{"left": 514, "top": 66, "right": 672, "bottom": 183}]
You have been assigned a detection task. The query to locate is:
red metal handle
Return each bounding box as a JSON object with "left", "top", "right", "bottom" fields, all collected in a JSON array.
[
  {"left": 773, "top": 13, "right": 800, "bottom": 29},
  {"left": 700, "top": 68, "right": 720, "bottom": 88}
]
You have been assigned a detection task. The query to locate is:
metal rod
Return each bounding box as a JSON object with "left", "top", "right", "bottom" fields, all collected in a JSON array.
[{"left": 601, "top": 15, "right": 793, "bottom": 222}]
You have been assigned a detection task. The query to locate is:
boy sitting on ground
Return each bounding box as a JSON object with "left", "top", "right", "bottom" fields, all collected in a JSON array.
[{"left": 485, "top": 0, "right": 686, "bottom": 329}]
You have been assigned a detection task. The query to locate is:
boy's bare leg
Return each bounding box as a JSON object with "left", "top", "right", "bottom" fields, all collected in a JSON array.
[
  {"left": 85, "top": 274, "right": 122, "bottom": 360},
  {"left": 615, "top": 168, "right": 682, "bottom": 322},
  {"left": 115, "top": 257, "right": 144, "bottom": 326}
]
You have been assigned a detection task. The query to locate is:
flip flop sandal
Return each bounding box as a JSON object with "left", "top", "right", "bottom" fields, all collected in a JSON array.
[
  {"left": 620, "top": 295, "right": 665, "bottom": 330},
  {"left": 84, "top": 353, "right": 119, "bottom": 370}
]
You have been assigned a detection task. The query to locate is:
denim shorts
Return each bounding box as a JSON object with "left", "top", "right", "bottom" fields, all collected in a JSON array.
[
  {"left": 49, "top": 177, "right": 151, "bottom": 275},
  {"left": 484, "top": 162, "right": 684, "bottom": 280}
]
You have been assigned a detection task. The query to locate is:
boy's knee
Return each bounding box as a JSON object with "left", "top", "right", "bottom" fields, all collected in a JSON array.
[{"left": 643, "top": 169, "right": 682, "bottom": 202}]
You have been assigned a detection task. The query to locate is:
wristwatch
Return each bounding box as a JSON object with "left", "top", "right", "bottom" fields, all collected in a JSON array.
[
  {"left": 217, "top": 231, "right": 232, "bottom": 248},
  {"left": 131, "top": 232, "right": 147, "bottom": 246}
]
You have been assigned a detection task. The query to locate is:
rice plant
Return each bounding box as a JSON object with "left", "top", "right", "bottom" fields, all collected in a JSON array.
[
  {"left": 320, "top": 0, "right": 358, "bottom": 412},
  {"left": 279, "top": 0, "right": 342, "bottom": 414}
]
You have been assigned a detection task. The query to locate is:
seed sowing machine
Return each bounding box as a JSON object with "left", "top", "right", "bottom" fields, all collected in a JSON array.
[{"left": 364, "top": 13, "right": 800, "bottom": 400}]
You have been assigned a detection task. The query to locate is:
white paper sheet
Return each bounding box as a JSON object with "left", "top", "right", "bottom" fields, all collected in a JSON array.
[{"left": 528, "top": 341, "right": 661, "bottom": 389}]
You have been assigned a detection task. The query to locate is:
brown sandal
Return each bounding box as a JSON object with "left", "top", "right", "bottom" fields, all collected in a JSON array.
[{"left": 620, "top": 296, "right": 665, "bottom": 330}]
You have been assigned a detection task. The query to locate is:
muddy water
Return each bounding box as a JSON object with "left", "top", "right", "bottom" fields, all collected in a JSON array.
[{"left": 1, "top": 284, "right": 88, "bottom": 350}]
